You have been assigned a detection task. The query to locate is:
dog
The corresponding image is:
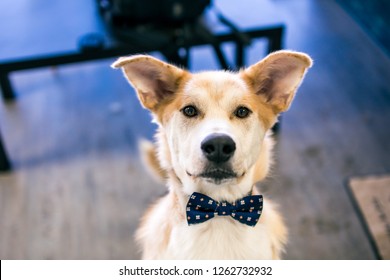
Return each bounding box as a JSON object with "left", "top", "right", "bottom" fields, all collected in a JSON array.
[{"left": 112, "top": 50, "right": 312, "bottom": 259}]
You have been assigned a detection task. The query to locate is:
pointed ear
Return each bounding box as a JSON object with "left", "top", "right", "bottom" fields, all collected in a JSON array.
[
  {"left": 241, "top": 50, "right": 312, "bottom": 113},
  {"left": 112, "top": 55, "right": 187, "bottom": 111}
]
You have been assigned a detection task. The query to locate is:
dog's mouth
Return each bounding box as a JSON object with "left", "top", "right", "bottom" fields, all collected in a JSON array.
[
  {"left": 200, "top": 168, "right": 236, "bottom": 180},
  {"left": 187, "top": 167, "right": 245, "bottom": 185}
]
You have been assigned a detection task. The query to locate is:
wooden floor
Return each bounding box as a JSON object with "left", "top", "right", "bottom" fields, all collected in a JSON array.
[{"left": 1, "top": 0, "right": 389, "bottom": 259}]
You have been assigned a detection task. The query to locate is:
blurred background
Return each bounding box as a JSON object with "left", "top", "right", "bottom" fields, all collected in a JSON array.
[{"left": 0, "top": 0, "right": 389, "bottom": 259}]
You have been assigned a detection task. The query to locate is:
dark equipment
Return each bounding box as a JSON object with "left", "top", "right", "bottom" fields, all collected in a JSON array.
[
  {"left": 96, "top": 0, "right": 252, "bottom": 68},
  {"left": 98, "top": 0, "right": 211, "bottom": 26}
]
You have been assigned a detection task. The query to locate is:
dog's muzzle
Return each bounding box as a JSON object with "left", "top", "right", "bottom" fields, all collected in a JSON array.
[{"left": 198, "top": 133, "right": 237, "bottom": 183}]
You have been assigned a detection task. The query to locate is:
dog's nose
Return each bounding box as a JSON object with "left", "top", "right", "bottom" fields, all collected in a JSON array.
[{"left": 201, "top": 133, "right": 236, "bottom": 163}]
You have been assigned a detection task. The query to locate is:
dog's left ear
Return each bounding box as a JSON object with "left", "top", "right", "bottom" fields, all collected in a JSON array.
[
  {"left": 241, "top": 50, "right": 312, "bottom": 113},
  {"left": 112, "top": 55, "right": 187, "bottom": 112}
]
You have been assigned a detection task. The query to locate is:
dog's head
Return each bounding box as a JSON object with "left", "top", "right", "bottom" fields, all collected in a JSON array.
[{"left": 113, "top": 51, "right": 312, "bottom": 200}]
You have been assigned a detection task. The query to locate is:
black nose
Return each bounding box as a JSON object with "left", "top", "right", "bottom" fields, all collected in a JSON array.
[{"left": 201, "top": 133, "right": 236, "bottom": 163}]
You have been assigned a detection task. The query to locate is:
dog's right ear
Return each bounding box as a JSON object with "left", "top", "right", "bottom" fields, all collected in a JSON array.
[{"left": 112, "top": 55, "right": 187, "bottom": 112}]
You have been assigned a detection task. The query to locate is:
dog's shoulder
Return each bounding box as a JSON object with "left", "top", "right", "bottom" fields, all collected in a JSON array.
[
  {"left": 135, "top": 192, "right": 182, "bottom": 259},
  {"left": 258, "top": 196, "right": 288, "bottom": 259}
]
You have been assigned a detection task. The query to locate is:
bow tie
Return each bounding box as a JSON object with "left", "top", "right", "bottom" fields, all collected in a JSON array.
[{"left": 186, "top": 192, "right": 263, "bottom": 227}]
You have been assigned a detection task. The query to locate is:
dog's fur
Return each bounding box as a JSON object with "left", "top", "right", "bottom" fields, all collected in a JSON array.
[{"left": 112, "top": 51, "right": 312, "bottom": 259}]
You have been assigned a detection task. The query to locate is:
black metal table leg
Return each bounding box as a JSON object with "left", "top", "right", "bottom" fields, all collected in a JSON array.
[
  {"left": 267, "top": 27, "right": 284, "bottom": 53},
  {"left": 235, "top": 42, "right": 244, "bottom": 69},
  {"left": 194, "top": 23, "right": 231, "bottom": 69},
  {"left": 0, "top": 129, "right": 11, "bottom": 172},
  {"left": 0, "top": 72, "right": 16, "bottom": 101}
]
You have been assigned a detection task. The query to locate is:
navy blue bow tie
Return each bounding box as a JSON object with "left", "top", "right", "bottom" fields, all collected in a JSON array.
[{"left": 186, "top": 192, "right": 263, "bottom": 227}]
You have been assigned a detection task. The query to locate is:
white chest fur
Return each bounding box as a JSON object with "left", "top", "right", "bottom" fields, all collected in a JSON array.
[{"left": 165, "top": 216, "right": 273, "bottom": 259}]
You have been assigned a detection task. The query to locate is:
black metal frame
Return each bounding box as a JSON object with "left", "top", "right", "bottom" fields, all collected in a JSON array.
[
  {"left": 0, "top": 129, "right": 11, "bottom": 171},
  {"left": 0, "top": 23, "right": 284, "bottom": 171}
]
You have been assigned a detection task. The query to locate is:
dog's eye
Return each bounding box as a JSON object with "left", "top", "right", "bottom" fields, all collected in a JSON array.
[
  {"left": 181, "top": 105, "right": 198, "bottom": 118},
  {"left": 234, "top": 106, "right": 251, "bottom": 118}
]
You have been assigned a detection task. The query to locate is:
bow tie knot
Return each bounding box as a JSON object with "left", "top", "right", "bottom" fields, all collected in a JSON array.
[
  {"left": 216, "top": 202, "right": 232, "bottom": 216},
  {"left": 186, "top": 192, "right": 263, "bottom": 227}
]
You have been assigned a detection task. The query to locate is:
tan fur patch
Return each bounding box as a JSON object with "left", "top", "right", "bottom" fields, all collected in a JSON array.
[{"left": 139, "top": 139, "right": 167, "bottom": 182}]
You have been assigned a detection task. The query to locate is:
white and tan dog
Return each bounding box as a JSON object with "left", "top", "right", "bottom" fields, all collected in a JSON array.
[{"left": 112, "top": 50, "right": 312, "bottom": 259}]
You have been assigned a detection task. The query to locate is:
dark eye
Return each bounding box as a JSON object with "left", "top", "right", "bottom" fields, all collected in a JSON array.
[
  {"left": 234, "top": 106, "right": 251, "bottom": 118},
  {"left": 182, "top": 105, "right": 198, "bottom": 118}
]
